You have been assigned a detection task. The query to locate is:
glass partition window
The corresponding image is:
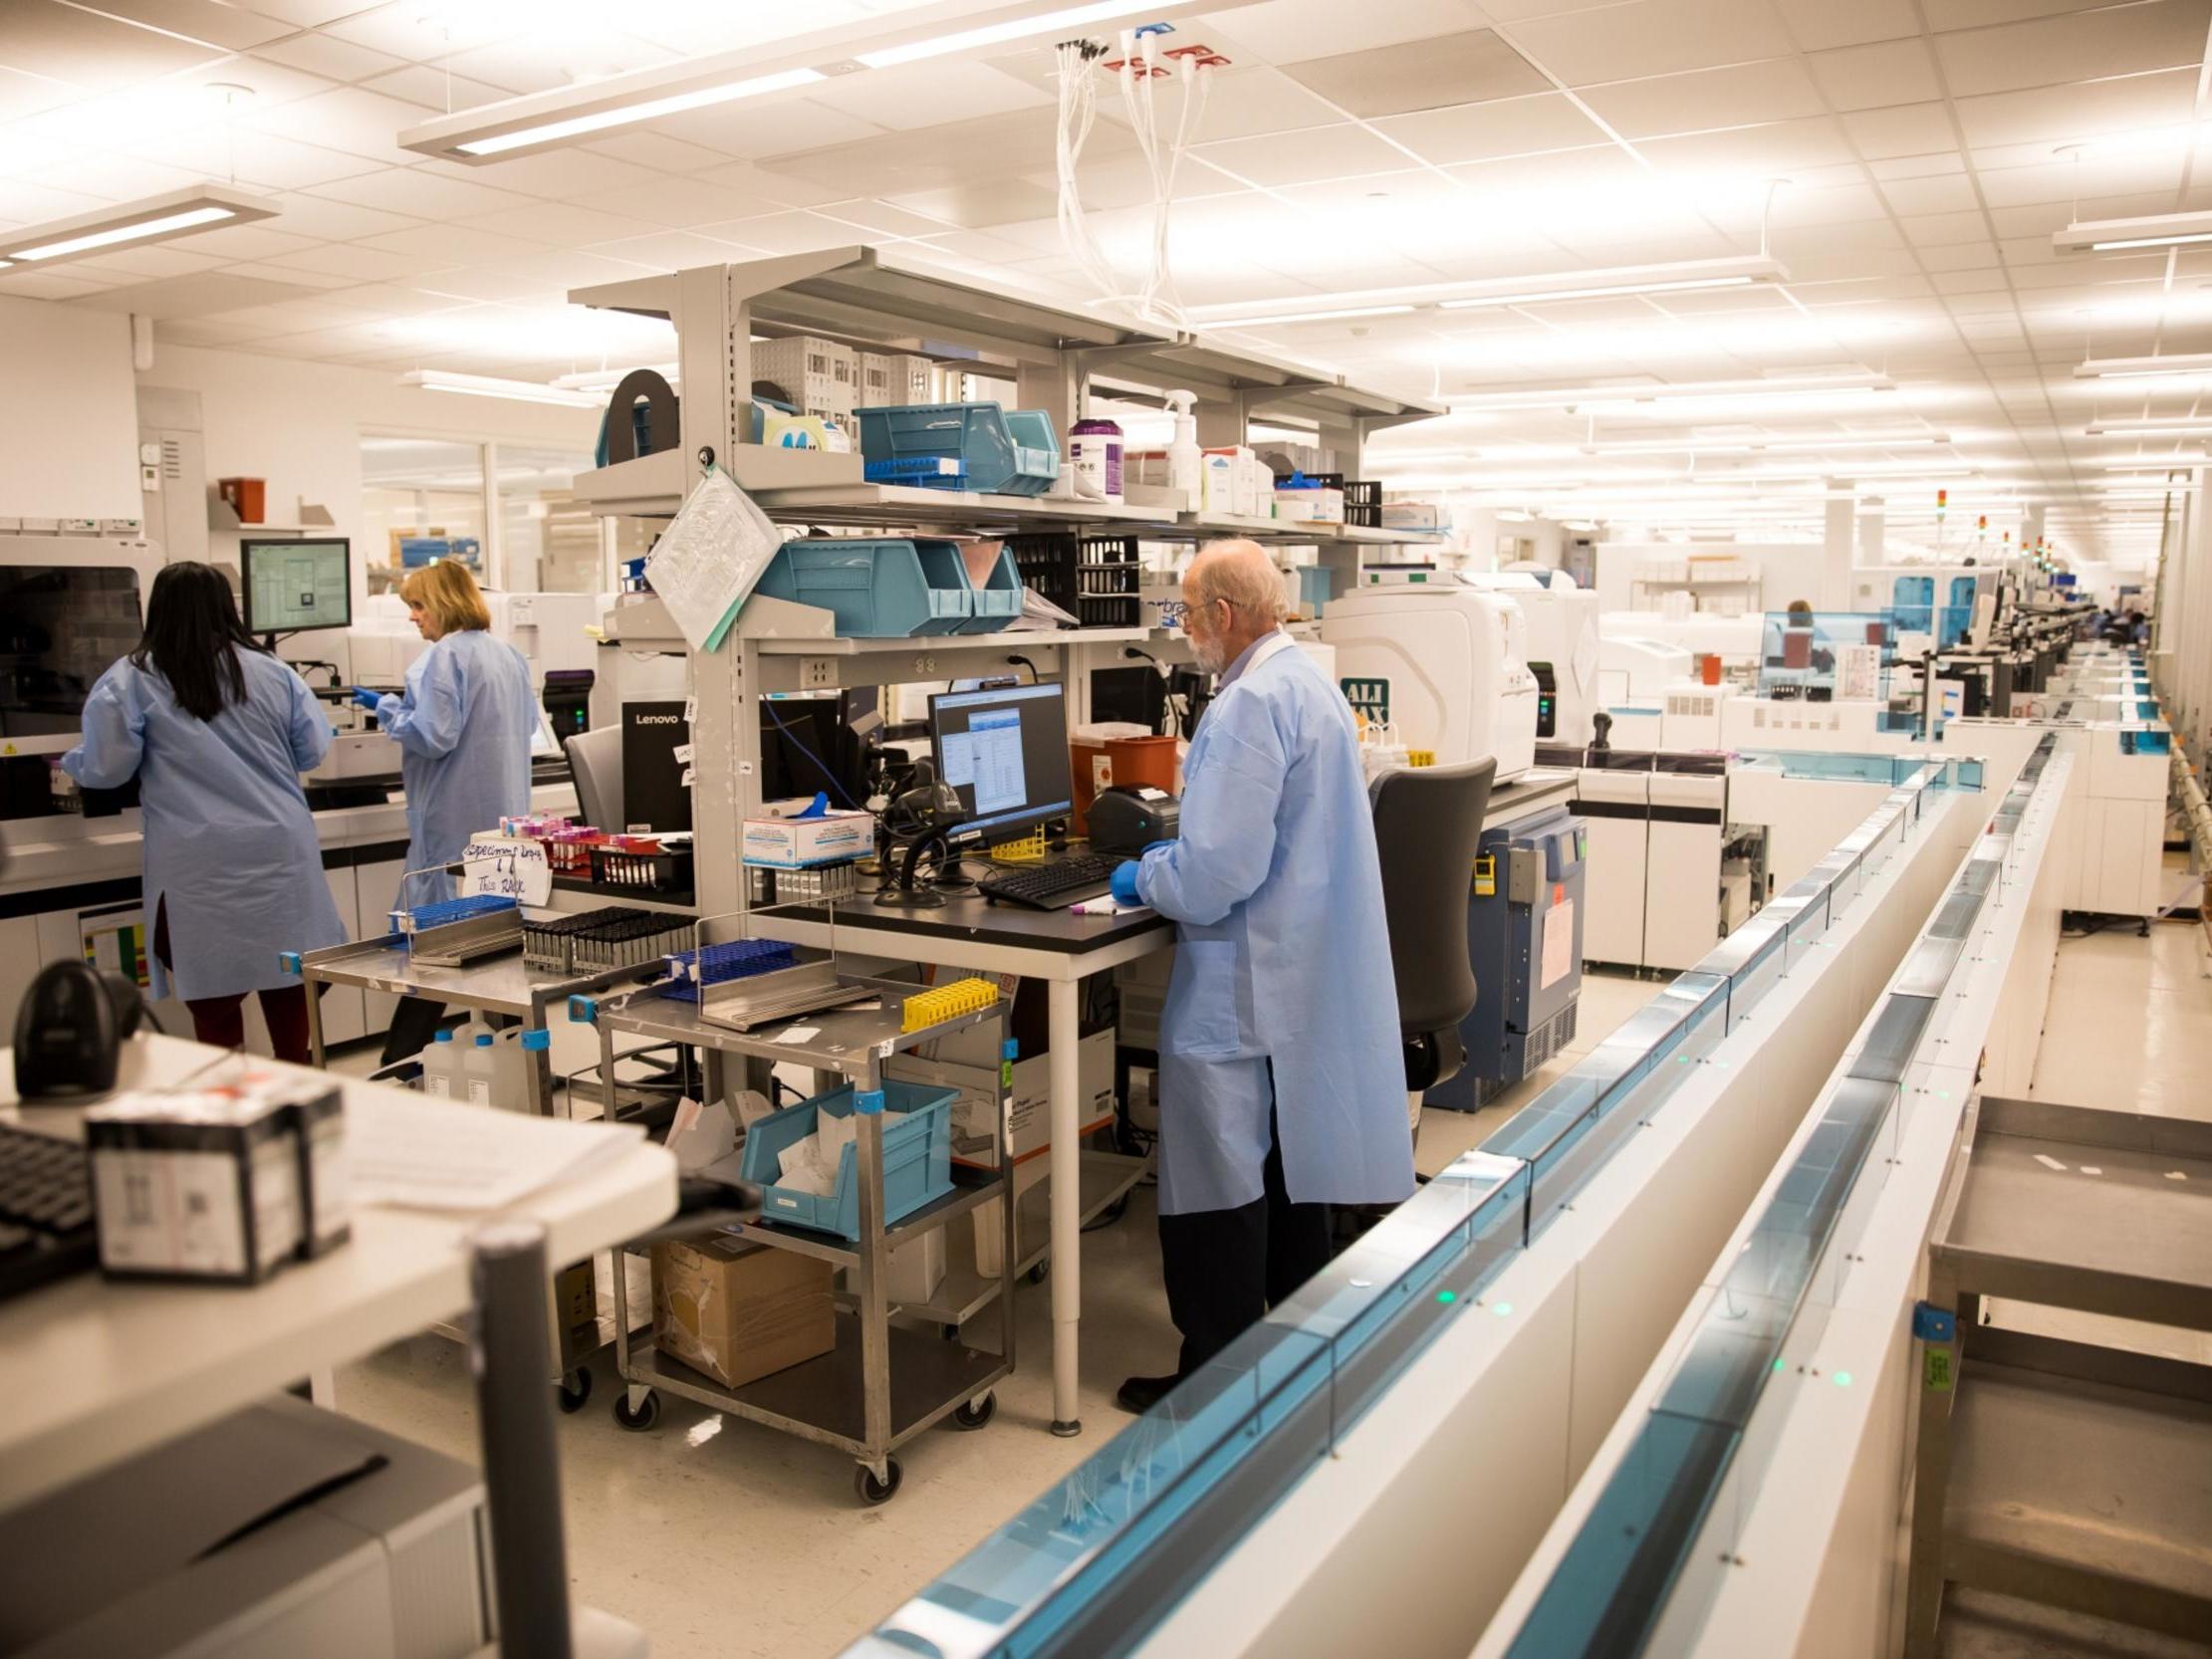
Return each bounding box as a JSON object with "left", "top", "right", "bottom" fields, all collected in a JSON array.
[
  {"left": 1757, "top": 611, "right": 1894, "bottom": 700},
  {"left": 497, "top": 444, "right": 604, "bottom": 593},
  {"left": 361, "top": 434, "right": 486, "bottom": 596}
]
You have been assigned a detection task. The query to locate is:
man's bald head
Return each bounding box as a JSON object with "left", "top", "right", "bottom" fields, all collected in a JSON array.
[{"left": 1182, "top": 538, "right": 1286, "bottom": 675}]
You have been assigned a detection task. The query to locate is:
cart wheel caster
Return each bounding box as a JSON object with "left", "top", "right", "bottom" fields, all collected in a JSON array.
[
  {"left": 941, "top": 1323, "right": 961, "bottom": 1341},
  {"left": 953, "top": 1392, "right": 996, "bottom": 1430},
  {"left": 856, "top": 1458, "right": 903, "bottom": 1505},
  {"left": 614, "top": 1390, "right": 660, "bottom": 1432},
  {"left": 557, "top": 1368, "right": 593, "bottom": 1413},
  {"left": 1027, "top": 1260, "right": 1050, "bottom": 1286}
]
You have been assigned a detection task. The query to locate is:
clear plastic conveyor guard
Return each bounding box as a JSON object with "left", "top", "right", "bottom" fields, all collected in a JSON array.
[
  {"left": 843, "top": 755, "right": 1992, "bottom": 1659},
  {"left": 1488, "top": 732, "right": 2062, "bottom": 1659}
]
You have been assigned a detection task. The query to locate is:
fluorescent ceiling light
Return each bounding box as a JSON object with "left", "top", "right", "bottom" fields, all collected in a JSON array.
[
  {"left": 2094, "top": 453, "right": 2207, "bottom": 467},
  {"left": 404, "top": 1, "right": 1211, "bottom": 162},
  {"left": 2073, "top": 352, "right": 2212, "bottom": 378},
  {"left": 551, "top": 363, "right": 680, "bottom": 391},
  {"left": 1441, "top": 372, "right": 1889, "bottom": 408},
  {"left": 1204, "top": 304, "right": 1418, "bottom": 327},
  {"left": 1437, "top": 258, "right": 1788, "bottom": 310},
  {"left": 1581, "top": 431, "right": 1950, "bottom": 456},
  {"left": 0, "top": 184, "right": 274, "bottom": 266},
  {"left": 456, "top": 68, "right": 825, "bottom": 156},
  {"left": 858, "top": 1, "right": 1176, "bottom": 67},
  {"left": 400, "top": 370, "right": 602, "bottom": 409},
  {"left": 2086, "top": 420, "right": 2212, "bottom": 436},
  {"left": 2054, "top": 210, "right": 2212, "bottom": 253}
]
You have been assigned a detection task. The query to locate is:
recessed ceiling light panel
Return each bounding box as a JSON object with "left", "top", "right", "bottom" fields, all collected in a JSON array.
[{"left": 0, "top": 184, "right": 275, "bottom": 267}]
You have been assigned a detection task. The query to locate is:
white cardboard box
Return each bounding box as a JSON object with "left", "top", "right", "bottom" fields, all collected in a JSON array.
[{"left": 742, "top": 809, "right": 872, "bottom": 867}]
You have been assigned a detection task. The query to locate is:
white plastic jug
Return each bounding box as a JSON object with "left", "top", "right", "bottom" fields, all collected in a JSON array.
[
  {"left": 420, "top": 1029, "right": 460, "bottom": 1098},
  {"left": 461, "top": 1032, "right": 498, "bottom": 1107}
]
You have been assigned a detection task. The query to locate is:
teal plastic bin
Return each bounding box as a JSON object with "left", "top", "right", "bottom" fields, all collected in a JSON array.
[
  {"left": 856, "top": 403, "right": 1056, "bottom": 495},
  {"left": 756, "top": 538, "right": 971, "bottom": 636},
  {"left": 739, "top": 1078, "right": 958, "bottom": 1239},
  {"left": 953, "top": 542, "right": 1024, "bottom": 633}
]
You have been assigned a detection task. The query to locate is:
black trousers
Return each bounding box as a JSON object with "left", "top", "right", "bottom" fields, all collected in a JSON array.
[
  {"left": 1157, "top": 1104, "right": 1332, "bottom": 1378},
  {"left": 380, "top": 995, "right": 448, "bottom": 1066}
]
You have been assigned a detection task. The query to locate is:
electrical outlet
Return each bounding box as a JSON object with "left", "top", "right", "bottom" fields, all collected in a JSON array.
[
  {"left": 911, "top": 654, "right": 938, "bottom": 676},
  {"left": 799, "top": 657, "right": 837, "bottom": 689}
]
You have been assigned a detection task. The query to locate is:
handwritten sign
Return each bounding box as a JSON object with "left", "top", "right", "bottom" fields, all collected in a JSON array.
[{"left": 461, "top": 835, "right": 552, "bottom": 905}]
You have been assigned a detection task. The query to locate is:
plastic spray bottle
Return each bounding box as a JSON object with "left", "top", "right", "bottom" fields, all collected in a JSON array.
[{"left": 1164, "top": 389, "right": 1200, "bottom": 512}]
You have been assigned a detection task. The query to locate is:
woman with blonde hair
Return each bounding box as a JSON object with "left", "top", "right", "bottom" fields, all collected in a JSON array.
[{"left": 354, "top": 560, "right": 535, "bottom": 1060}]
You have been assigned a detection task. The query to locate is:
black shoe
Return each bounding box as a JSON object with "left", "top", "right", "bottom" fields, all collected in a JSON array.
[{"left": 1114, "top": 1373, "right": 1179, "bottom": 1414}]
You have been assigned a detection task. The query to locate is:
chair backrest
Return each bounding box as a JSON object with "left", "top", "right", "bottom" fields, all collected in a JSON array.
[
  {"left": 566, "top": 726, "right": 623, "bottom": 830},
  {"left": 1369, "top": 757, "right": 1497, "bottom": 1037}
]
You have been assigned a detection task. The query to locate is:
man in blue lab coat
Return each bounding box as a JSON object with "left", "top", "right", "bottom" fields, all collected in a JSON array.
[{"left": 1109, "top": 540, "right": 1412, "bottom": 1412}]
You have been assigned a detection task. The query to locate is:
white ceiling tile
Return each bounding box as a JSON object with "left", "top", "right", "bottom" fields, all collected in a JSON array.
[
  {"left": 415, "top": 149, "right": 666, "bottom": 200},
  {"left": 654, "top": 98, "right": 891, "bottom": 161},
  {"left": 1870, "top": 153, "right": 1969, "bottom": 180},
  {"left": 580, "top": 131, "right": 739, "bottom": 174},
  {"left": 401, "top": 266, "right": 562, "bottom": 302},
  {"left": 458, "top": 202, "right": 662, "bottom": 247},
  {"left": 0, "top": 65, "right": 78, "bottom": 120},
  {"left": 305, "top": 167, "right": 542, "bottom": 221},
  {"left": 227, "top": 0, "right": 365, "bottom": 25},
  {"left": 884, "top": 178, "right": 1062, "bottom": 229},
  {"left": 1205, "top": 0, "right": 1499, "bottom": 53},
  {"left": 467, "top": 249, "right": 664, "bottom": 288},
  {"left": 0, "top": 269, "right": 119, "bottom": 300},
  {"left": 803, "top": 61, "right": 1051, "bottom": 130},
  {"left": 249, "top": 33, "right": 410, "bottom": 83},
  {"left": 667, "top": 210, "right": 860, "bottom": 256},
  {"left": 161, "top": 222, "right": 323, "bottom": 261},
  {"left": 1578, "top": 59, "right": 1824, "bottom": 136},
  {"left": 91, "top": 0, "right": 293, "bottom": 50},
  {"left": 1281, "top": 29, "right": 1551, "bottom": 118},
  {"left": 359, "top": 66, "right": 517, "bottom": 114},
  {"left": 1636, "top": 116, "right": 1857, "bottom": 173},
  {"left": 23, "top": 153, "right": 208, "bottom": 201},
  {"left": 69, "top": 244, "right": 228, "bottom": 280},
  {"left": 0, "top": 180, "right": 109, "bottom": 222},
  {"left": 1370, "top": 93, "right": 1612, "bottom": 165},
  {"left": 1195, "top": 121, "right": 1425, "bottom": 186},
  {"left": 1953, "top": 67, "right": 2199, "bottom": 148},
  {"left": 1938, "top": 1, "right": 2212, "bottom": 98},
  {"left": 258, "top": 242, "right": 435, "bottom": 281},
  {"left": 146, "top": 131, "right": 385, "bottom": 191},
  {"left": 249, "top": 85, "right": 447, "bottom": 164},
  {"left": 0, "top": 3, "right": 225, "bottom": 88},
  {"left": 1769, "top": 0, "right": 1923, "bottom": 49},
  {"left": 702, "top": 161, "right": 857, "bottom": 209},
  {"left": 1769, "top": 218, "right": 1907, "bottom": 257},
  {"left": 1880, "top": 173, "right": 1985, "bottom": 215},
  {"left": 1770, "top": 182, "right": 1890, "bottom": 224},
  {"left": 812, "top": 198, "right": 963, "bottom": 238},
  {"left": 214, "top": 260, "right": 360, "bottom": 289},
  {"left": 569, "top": 176, "right": 798, "bottom": 229},
  {"left": 1840, "top": 102, "right": 1962, "bottom": 159},
  {"left": 1986, "top": 201, "right": 2081, "bottom": 236},
  {"left": 585, "top": 229, "right": 774, "bottom": 270},
  {"left": 151, "top": 315, "right": 272, "bottom": 345},
  {"left": 66, "top": 269, "right": 338, "bottom": 317},
  {"left": 322, "top": 282, "right": 477, "bottom": 316},
  {"left": 1806, "top": 39, "right": 1945, "bottom": 112},
  {"left": 1902, "top": 210, "right": 1993, "bottom": 246},
  {"left": 353, "top": 223, "right": 551, "bottom": 263},
  {"left": 1918, "top": 240, "right": 2004, "bottom": 270},
  {"left": 436, "top": 32, "right": 679, "bottom": 97},
  {"left": 256, "top": 190, "right": 423, "bottom": 240},
  {"left": 1502, "top": 0, "right": 1799, "bottom": 86}
]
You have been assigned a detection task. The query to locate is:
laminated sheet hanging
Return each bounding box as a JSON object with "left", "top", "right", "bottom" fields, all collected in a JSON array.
[{"left": 643, "top": 466, "right": 786, "bottom": 653}]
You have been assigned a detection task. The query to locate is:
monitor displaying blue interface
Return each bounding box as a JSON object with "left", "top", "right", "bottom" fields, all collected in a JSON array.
[
  {"left": 241, "top": 538, "right": 351, "bottom": 634},
  {"left": 928, "top": 681, "right": 1073, "bottom": 842}
]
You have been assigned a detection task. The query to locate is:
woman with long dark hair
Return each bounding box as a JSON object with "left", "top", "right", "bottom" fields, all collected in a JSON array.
[{"left": 62, "top": 561, "right": 347, "bottom": 1062}]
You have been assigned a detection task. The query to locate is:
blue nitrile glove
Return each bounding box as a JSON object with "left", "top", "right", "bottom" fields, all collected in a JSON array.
[
  {"left": 1109, "top": 860, "right": 1143, "bottom": 906},
  {"left": 351, "top": 687, "right": 385, "bottom": 712}
]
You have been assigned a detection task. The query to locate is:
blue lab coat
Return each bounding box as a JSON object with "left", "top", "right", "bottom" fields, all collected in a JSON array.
[
  {"left": 62, "top": 650, "right": 347, "bottom": 1003},
  {"left": 369, "top": 628, "right": 536, "bottom": 906},
  {"left": 1133, "top": 632, "right": 1414, "bottom": 1215}
]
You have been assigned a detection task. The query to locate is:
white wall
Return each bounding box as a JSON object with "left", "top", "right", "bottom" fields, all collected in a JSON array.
[
  {"left": 135, "top": 343, "right": 602, "bottom": 614},
  {"left": 1593, "top": 541, "right": 1829, "bottom": 615},
  {"left": 0, "top": 297, "right": 140, "bottom": 519}
]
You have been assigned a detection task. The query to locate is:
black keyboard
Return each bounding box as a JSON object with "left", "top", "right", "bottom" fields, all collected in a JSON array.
[
  {"left": 976, "top": 851, "right": 1124, "bottom": 909},
  {"left": 0, "top": 1122, "right": 98, "bottom": 1304}
]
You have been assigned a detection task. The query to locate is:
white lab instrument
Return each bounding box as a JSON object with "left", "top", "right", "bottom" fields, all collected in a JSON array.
[
  {"left": 1598, "top": 634, "right": 1695, "bottom": 708},
  {"left": 1458, "top": 572, "right": 1601, "bottom": 746},
  {"left": 1321, "top": 583, "right": 1539, "bottom": 781}
]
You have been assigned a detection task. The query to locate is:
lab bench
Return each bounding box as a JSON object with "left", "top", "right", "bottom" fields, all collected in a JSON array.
[{"left": 578, "top": 974, "right": 1015, "bottom": 1502}]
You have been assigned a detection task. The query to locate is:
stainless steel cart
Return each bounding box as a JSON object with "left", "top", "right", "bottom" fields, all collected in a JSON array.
[
  {"left": 1905, "top": 1093, "right": 2212, "bottom": 1655},
  {"left": 579, "top": 974, "right": 1015, "bottom": 1504},
  {"left": 288, "top": 924, "right": 670, "bottom": 1409}
]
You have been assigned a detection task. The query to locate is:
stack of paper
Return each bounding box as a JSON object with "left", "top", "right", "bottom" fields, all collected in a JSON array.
[{"left": 351, "top": 1096, "right": 644, "bottom": 1212}]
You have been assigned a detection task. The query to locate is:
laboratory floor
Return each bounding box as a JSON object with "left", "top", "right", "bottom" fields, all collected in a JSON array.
[{"left": 329, "top": 969, "right": 1665, "bottom": 1659}]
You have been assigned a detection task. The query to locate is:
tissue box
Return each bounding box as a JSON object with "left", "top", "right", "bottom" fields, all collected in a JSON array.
[
  {"left": 1380, "top": 501, "right": 1441, "bottom": 531},
  {"left": 885, "top": 1028, "right": 1115, "bottom": 1170},
  {"left": 86, "top": 1072, "right": 349, "bottom": 1285},
  {"left": 742, "top": 808, "right": 872, "bottom": 868},
  {"left": 650, "top": 1235, "right": 836, "bottom": 1390}
]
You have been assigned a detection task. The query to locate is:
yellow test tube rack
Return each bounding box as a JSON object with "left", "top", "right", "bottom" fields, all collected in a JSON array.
[
  {"left": 990, "top": 827, "right": 1047, "bottom": 862},
  {"left": 902, "top": 976, "right": 1001, "bottom": 1033}
]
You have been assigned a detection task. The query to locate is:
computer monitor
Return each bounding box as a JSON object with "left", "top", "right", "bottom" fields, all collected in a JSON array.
[
  {"left": 928, "top": 680, "right": 1074, "bottom": 843},
  {"left": 241, "top": 539, "right": 351, "bottom": 635}
]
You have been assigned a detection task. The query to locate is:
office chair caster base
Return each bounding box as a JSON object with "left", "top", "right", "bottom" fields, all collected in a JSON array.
[
  {"left": 952, "top": 1392, "right": 996, "bottom": 1430},
  {"left": 855, "top": 1458, "right": 903, "bottom": 1505},
  {"left": 1027, "top": 1260, "right": 1050, "bottom": 1286},
  {"left": 557, "top": 1368, "right": 593, "bottom": 1413},
  {"left": 613, "top": 1389, "right": 660, "bottom": 1432}
]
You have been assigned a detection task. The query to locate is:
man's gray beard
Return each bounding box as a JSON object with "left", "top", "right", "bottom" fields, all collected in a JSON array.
[{"left": 1193, "top": 640, "right": 1229, "bottom": 676}]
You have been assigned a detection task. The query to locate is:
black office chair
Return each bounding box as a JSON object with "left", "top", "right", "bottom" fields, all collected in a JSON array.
[
  {"left": 565, "top": 726, "right": 623, "bottom": 831},
  {"left": 1369, "top": 758, "right": 1498, "bottom": 1139}
]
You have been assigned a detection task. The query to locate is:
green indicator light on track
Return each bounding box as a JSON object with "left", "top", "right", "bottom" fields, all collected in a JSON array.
[{"left": 1436, "top": 1290, "right": 1456, "bottom": 1304}]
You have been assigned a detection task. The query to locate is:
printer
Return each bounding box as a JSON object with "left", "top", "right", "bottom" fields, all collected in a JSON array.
[{"left": 1321, "top": 573, "right": 1540, "bottom": 781}]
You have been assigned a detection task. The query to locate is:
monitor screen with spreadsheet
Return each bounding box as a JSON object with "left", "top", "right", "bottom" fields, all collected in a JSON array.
[
  {"left": 927, "top": 680, "right": 1073, "bottom": 843},
  {"left": 241, "top": 538, "right": 351, "bottom": 635}
]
